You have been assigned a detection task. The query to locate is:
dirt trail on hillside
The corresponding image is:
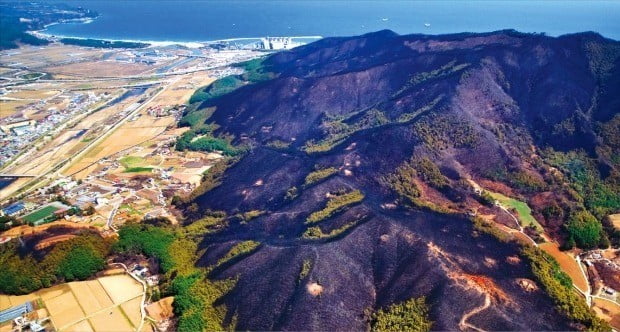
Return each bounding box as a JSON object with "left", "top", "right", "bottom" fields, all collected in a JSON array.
[{"left": 459, "top": 293, "right": 491, "bottom": 332}]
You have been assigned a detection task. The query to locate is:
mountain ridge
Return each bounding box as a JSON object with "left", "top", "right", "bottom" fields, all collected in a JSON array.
[{"left": 177, "top": 29, "right": 620, "bottom": 330}]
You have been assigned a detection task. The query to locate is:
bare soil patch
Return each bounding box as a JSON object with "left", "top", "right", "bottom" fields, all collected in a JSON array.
[
  {"left": 306, "top": 282, "right": 323, "bottom": 296},
  {"left": 539, "top": 242, "right": 589, "bottom": 293}
]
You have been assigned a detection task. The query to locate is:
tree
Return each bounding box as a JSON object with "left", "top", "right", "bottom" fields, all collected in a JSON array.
[
  {"left": 372, "top": 297, "right": 432, "bottom": 332},
  {"left": 566, "top": 210, "right": 603, "bottom": 249}
]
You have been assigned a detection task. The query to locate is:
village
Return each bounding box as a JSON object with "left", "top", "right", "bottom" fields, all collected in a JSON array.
[{"left": 0, "top": 41, "right": 262, "bottom": 331}]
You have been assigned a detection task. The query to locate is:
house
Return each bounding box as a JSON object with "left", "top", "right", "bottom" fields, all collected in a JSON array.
[
  {"left": 132, "top": 265, "right": 149, "bottom": 278},
  {"left": 2, "top": 202, "right": 25, "bottom": 216}
]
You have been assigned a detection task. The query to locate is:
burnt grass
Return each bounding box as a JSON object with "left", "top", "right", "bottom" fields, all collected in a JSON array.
[
  {"left": 194, "top": 148, "right": 570, "bottom": 330},
  {"left": 186, "top": 29, "right": 620, "bottom": 330}
]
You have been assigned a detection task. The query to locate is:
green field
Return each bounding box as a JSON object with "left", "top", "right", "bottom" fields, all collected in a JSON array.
[
  {"left": 123, "top": 167, "right": 153, "bottom": 173},
  {"left": 489, "top": 192, "right": 543, "bottom": 231},
  {"left": 119, "top": 204, "right": 141, "bottom": 215},
  {"left": 119, "top": 156, "right": 146, "bottom": 168},
  {"left": 22, "top": 206, "right": 59, "bottom": 223}
]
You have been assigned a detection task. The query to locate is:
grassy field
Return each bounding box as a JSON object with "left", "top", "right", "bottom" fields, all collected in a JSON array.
[
  {"left": 119, "top": 156, "right": 146, "bottom": 168},
  {"left": 489, "top": 192, "right": 543, "bottom": 230},
  {"left": 22, "top": 205, "right": 59, "bottom": 223},
  {"left": 124, "top": 166, "right": 153, "bottom": 173}
]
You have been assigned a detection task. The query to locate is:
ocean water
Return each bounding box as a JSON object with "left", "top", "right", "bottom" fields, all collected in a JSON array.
[
  {"left": 44, "top": 0, "right": 620, "bottom": 42},
  {"left": 0, "top": 179, "right": 14, "bottom": 191}
]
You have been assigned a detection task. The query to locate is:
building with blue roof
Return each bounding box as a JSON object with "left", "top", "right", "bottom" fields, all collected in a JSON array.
[
  {"left": 0, "top": 301, "right": 33, "bottom": 323},
  {"left": 1, "top": 202, "right": 24, "bottom": 216}
]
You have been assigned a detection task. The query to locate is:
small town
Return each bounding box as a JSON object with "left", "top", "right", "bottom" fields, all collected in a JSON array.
[{"left": 0, "top": 39, "right": 262, "bottom": 331}]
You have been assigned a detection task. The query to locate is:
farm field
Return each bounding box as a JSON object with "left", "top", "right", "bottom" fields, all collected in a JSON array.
[
  {"left": 593, "top": 298, "right": 620, "bottom": 330},
  {"left": 539, "top": 242, "right": 589, "bottom": 293},
  {"left": 0, "top": 274, "right": 143, "bottom": 331},
  {"left": 44, "top": 60, "right": 153, "bottom": 78},
  {"left": 0, "top": 99, "right": 32, "bottom": 118},
  {"left": 2, "top": 89, "right": 130, "bottom": 178},
  {"left": 489, "top": 191, "right": 543, "bottom": 230},
  {"left": 150, "top": 74, "right": 215, "bottom": 106},
  {"left": 609, "top": 214, "right": 620, "bottom": 230},
  {"left": 3, "top": 89, "right": 139, "bottom": 180},
  {"left": 4, "top": 89, "right": 60, "bottom": 100},
  {"left": 62, "top": 88, "right": 178, "bottom": 179}
]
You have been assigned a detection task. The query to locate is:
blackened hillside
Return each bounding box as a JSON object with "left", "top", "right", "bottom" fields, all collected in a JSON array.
[{"left": 180, "top": 30, "right": 619, "bottom": 331}]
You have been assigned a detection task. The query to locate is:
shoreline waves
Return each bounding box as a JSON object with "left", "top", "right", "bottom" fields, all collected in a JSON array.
[{"left": 31, "top": 29, "right": 323, "bottom": 49}]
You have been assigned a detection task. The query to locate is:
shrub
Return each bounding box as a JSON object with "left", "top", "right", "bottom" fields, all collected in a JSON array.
[
  {"left": 235, "top": 57, "right": 275, "bottom": 82},
  {"left": 302, "top": 220, "right": 359, "bottom": 240},
  {"left": 189, "top": 75, "right": 245, "bottom": 104},
  {"left": 478, "top": 191, "right": 496, "bottom": 206},
  {"left": 384, "top": 161, "right": 420, "bottom": 203},
  {"left": 566, "top": 210, "right": 603, "bottom": 249},
  {"left": 304, "top": 167, "right": 338, "bottom": 186},
  {"left": 304, "top": 109, "right": 390, "bottom": 154},
  {"left": 266, "top": 139, "right": 291, "bottom": 150},
  {"left": 115, "top": 222, "right": 238, "bottom": 331},
  {"left": 54, "top": 245, "right": 105, "bottom": 281},
  {"left": 306, "top": 190, "right": 365, "bottom": 224},
  {"left": 183, "top": 214, "right": 228, "bottom": 238},
  {"left": 371, "top": 297, "right": 432, "bottom": 332},
  {"left": 299, "top": 259, "right": 313, "bottom": 281},
  {"left": 413, "top": 158, "right": 449, "bottom": 190},
  {"left": 241, "top": 210, "right": 265, "bottom": 223},
  {"left": 285, "top": 186, "right": 299, "bottom": 201},
  {"left": 471, "top": 216, "right": 511, "bottom": 243},
  {"left": 215, "top": 241, "right": 261, "bottom": 268},
  {"left": 175, "top": 128, "right": 240, "bottom": 156},
  {"left": 412, "top": 113, "right": 479, "bottom": 150}
]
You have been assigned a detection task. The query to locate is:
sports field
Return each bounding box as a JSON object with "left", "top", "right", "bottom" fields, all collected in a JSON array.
[{"left": 22, "top": 206, "right": 59, "bottom": 223}]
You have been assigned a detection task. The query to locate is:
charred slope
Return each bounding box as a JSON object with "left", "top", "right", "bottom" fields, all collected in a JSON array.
[{"left": 184, "top": 30, "right": 620, "bottom": 330}]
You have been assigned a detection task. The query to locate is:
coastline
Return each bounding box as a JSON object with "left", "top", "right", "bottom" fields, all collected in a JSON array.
[
  {"left": 32, "top": 30, "right": 323, "bottom": 49},
  {"left": 31, "top": 18, "right": 322, "bottom": 49}
]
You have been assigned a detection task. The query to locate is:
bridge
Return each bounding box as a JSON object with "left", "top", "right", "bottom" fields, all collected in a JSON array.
[{"left": 0, "top": 173, "right": 36, "bottom": 178}]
